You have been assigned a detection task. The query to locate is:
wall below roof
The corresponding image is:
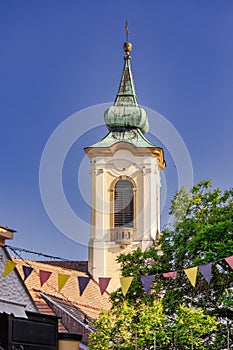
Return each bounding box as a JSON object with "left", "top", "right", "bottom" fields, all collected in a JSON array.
[
  {"left": 0, "top": 247, "right": 37, "bottom": 316},
  {"left": 45, "top": 295, "right": 91, "bottom": 346}
]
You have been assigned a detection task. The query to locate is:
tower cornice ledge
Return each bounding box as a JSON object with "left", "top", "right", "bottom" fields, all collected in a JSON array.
[{"left": 85, "top": 142, "right": 165, "bottom": 170}]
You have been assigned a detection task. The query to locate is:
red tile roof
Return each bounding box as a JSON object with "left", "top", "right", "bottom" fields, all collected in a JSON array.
[
  {"left": 39, "top": 260, "right": 88, "bottom": 273},
  {"left": 13, "top": 258, "right": 112, "bottom": 346}
]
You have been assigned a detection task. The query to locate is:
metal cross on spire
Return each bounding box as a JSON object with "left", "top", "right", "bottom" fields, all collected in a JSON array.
[{"left": 125, "top": 20, "right": 129, "bottom": 42}]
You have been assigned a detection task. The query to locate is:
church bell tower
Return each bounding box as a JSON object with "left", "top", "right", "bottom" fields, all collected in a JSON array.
[{"left": 85, "top": 32, "right": 165, "bottom": 290}]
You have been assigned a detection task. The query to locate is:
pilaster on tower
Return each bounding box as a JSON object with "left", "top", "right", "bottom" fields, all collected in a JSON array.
[{"left": 85, "top": 29, "right": 165, "bottom": 291}]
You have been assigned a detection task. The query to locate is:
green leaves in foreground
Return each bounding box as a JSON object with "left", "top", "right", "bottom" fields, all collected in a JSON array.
[
  {"left": 160, "top": 180, "right": 233, "bottom": 317},
  {"left": 89, "top": 301, "right": 218, "bottom": 349},
  {"left": 174, "top": 305, "right": 218, "bottom": 349},
  {"left": 89, "top": 181, "right": 233, "bottom": 349}
]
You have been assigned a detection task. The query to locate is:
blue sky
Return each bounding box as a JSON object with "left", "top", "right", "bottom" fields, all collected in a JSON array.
[{"left": 1, "top": 1, "right": 233, "bottom": 260}]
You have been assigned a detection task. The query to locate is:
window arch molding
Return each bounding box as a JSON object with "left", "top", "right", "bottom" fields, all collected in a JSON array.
[{"left": 110, "top": 175, "right": 137, "bottom": 192}]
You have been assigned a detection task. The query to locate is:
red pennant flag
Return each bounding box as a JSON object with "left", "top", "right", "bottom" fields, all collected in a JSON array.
[
  {"left": 225, "top": 256, "right": 233, "bottom": 269},
  {"left": 39, "top": 270, "right": 52, "bottom": 287},
  {"left": 98, "top": 277, "right": 111, "bottom": 295},
  {"left": 163, "top": 271, "right": 177, "bottom": 279}
]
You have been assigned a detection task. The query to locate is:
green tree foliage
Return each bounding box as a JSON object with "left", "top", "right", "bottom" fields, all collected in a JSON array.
[
  {"left": 160, "top": 180, "right": 233, "bottom": 320},
  {"left": 89, "top": 302, "right": 136, "bottom": 349},
  {"left": 89, "top": 181, "right": 232, "bottom": 349},
  {"left": 110, "top": 247, "right": 163, "bottom": 307},
  {"left": 89, "top": 300, "right": 170, "bottom": 349},
  {"left": 89, "top": 301, "right": 218, "bottom": 349},
  {"left": 172, "top": 306, "right": 218, "bottom": 349}
]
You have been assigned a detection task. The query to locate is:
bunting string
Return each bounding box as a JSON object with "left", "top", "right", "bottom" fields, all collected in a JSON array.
[
  {"left": 2, "top": 244, "right": 233, "bottom": 297},
  {"left": 1, "top": 246, "right": 104, "bottom": 315},
  {"left": 6, "top": 245, "right": 68, "bottom": 261}
]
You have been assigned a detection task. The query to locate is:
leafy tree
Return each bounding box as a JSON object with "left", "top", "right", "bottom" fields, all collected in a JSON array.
[
  {"left": 89, "top": 302, "right": 137, "bottom": 349},
  {"left": 89, "top": 301, "right": 218, "bottom": 349},
  {"left": 89, "top": 300, "right": 170, "bottom": 349},
  {"left": 89, "top": 180, "right": 232, "bottom": 349},
  {"left": 172, "top": 305, "right": 218, "bottom": 349},
  {"left": 160, "top": 180, "right": 233, "bottom": 321},
  {"left": 136, "top": 300, "right": 170, "bottom": 349},
  {"left": 159, "top": 180, "right": 233, "bottom": 348},
  {"left": 110, "top": 246, "right": 163, "bottom": 307}
]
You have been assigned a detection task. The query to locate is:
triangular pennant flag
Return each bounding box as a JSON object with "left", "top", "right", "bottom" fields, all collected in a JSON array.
[
  {"left": 22, "top": 265, "right": 33, "bottom": 281},
  {"left": 78, "top": 276, "right": 90, "bottom": 296},
  {"left": 39, "top": 270, "right": 52, "bottom": 287},
  {"left": 163, "top": 271, "right": 177, "bottom": 279},
  {"left": 225, "top": 256, "right": 233, "bottom": 269},
  {"left": 3, "top": 260, "right": 17, "bottom": 277},
  {"left": 198, "top": 263, "right": 212, "bottom": 284},
  {"left": 58, "top": 274, "right": 70, "bottom": 292},
  {"left": 98, "top": 277, "right": 111, "bottom": 295},
  {"left": 140, "top": 275, "right": 155, "bottom": 295},
  {"left": 184, "top": 267, "right": 198, "bottom": 287},
  {"left": 120, "top": 276, "right": 133, "bottom": 296}
]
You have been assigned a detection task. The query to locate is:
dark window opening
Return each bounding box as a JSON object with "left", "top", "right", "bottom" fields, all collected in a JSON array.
[{"left": 114, "top": 180, "right": 134, "bottom": 227}]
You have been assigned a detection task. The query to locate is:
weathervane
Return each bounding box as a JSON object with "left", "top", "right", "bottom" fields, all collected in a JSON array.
[
  {"left": 125, "top": 20, "right": 129, "bottom": 42},
  {"left": 123, "top": 20, "right": 132, "bottom": 58}
]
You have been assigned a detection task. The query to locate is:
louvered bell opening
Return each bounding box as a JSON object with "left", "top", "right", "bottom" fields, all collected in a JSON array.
[{"left": 114, "top": 180, "right": 134, "bottom": 227}]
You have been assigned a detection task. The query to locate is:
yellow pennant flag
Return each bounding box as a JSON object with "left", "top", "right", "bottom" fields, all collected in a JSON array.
[
  {"left": 58, "top": 274, "right": 70, "bottom": 292},
  {"left": 120, "top": 276, "right": 134, "bottom": 296},
  {"left": 184, "top": 267, "right": 198, "bottom": 287},
  {"left": 3, "top": 260, "right": 17, "bottom": 277}
]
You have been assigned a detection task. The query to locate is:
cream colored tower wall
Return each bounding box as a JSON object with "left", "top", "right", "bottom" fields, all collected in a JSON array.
[{"left": 87, "top": 143, "right": 161, "bottom": 291}]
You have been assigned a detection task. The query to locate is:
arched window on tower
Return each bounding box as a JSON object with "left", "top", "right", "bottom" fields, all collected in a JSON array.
[{"left": 114, "top": 180, "right": 134, "bottom": 228}]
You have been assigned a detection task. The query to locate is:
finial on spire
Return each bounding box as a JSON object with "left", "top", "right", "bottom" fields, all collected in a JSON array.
[
  {"left": 123, "top": 20, "right": 132, "bottom": 58},
  {"left": 125, "top": 20, "right": 129, "bottom": 42}
]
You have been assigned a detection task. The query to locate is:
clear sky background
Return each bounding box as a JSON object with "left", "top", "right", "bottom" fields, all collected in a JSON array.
[{"left": 1, "top": 1, "right": 233, "bottom": 260}]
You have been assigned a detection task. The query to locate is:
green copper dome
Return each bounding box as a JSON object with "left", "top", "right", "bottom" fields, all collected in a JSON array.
[
  {"left": 104, "top": 105, "right": 148, "bottom": 134},
  {"left": 104, "top": 42, "right": 149, "bottom": 134}
]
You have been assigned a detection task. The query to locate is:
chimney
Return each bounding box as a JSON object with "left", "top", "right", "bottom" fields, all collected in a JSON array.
[{"left": 0, "top": 226, "right": 16, "bottom": 246}]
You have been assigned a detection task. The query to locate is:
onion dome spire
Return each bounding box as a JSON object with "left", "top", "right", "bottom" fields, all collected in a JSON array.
[{"left": 104, "top": 23, "right": 149, "bottom": 134}]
